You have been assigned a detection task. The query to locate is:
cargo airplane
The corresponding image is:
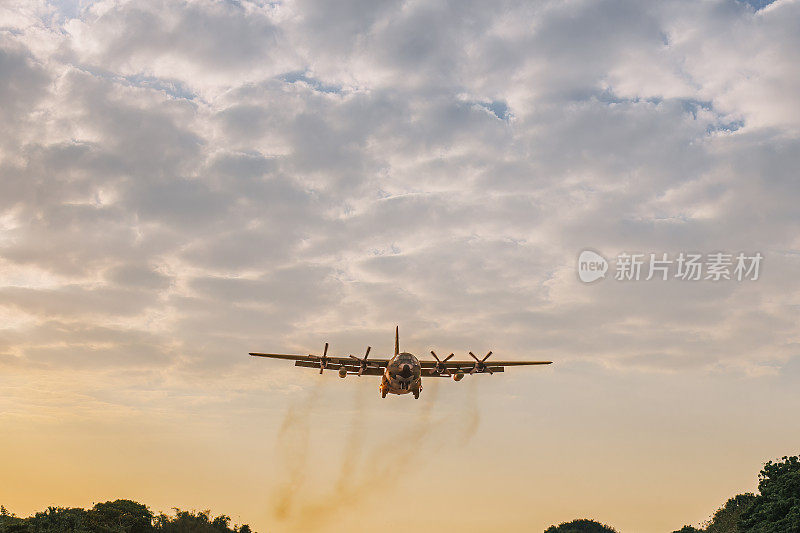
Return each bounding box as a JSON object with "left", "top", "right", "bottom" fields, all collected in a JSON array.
[{"left": 250, "top": 327, "right": 552, "bottom": 399}]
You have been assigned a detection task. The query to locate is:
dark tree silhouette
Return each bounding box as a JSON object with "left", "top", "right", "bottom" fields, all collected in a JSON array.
[
  {"left": 0, "top": 502, "right": 253, "bottom": 533},
  {"left": 91, "top": 500, "right": 154, "bottom": 533},
  {"left": 669, "top": 454, "right": 799, "bottom": 533},
  {"left": 544, "top": 518, "right": 618, "bottom": 532},
  {"left": 706, "top": 493, "right": 756, "bottom": 533},
  {"left": 739, "top": 455, "right": 800, "bottom": 533}
]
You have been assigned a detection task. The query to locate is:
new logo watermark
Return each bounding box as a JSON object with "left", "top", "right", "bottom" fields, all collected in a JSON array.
[
  {"left": 577, "top": 250, "right": 762, "bottom": 283},
  {"left": 577, "top": 250, "right": 609, "bottom": 283}
]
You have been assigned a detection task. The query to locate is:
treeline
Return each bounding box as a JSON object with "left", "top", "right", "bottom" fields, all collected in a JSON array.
[
  {"left": 672, "top": 454, "right": 800, "bottom": 533},
  {"left": 0, "top": 500, "right": 253, "bottom": 533},
  {"left": 3, "top": 455, "right": 798, "bottom": 533},
  {"left": 544, "top": 454, "right": 800, "bottom": 533}
]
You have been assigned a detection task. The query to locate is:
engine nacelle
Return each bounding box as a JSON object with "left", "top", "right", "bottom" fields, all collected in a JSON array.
[
  {"left": 453, "top": 371, "right": 464, "bottom": 381},
  {"left": 338, "top": 367, "right": 348, "bottom": 378}
]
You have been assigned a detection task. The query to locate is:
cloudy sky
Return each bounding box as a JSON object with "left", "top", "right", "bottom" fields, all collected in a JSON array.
[{"left": 1, "top": 0, "right": 799, "bottom": 531}]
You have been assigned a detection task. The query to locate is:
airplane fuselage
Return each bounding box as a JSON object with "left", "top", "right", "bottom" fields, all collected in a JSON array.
[{"left": 380, "top": 352, "right": 422, "bottom": 398}]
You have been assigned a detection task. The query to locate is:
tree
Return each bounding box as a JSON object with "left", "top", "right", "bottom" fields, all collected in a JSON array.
[
  {"left": 90, "top": 500, "right": 155, "bottom": 533},
  {"left": 211, "top": 515, "right": 230, "bottom": 530},
  {"left": 155, "top": 509, "right": 250, "bottom": 533},
  {"left": 1, "top": 505, "right": 28, "bottom": 533},
  {"left": 739, "top": 455, "right": 800, "bottom": 533},
  {"left": 672, "top": 527, "right": 703, "bottom": 533},
  {"left": 544, "top": 518, "right": 618, "bottom": 532},
  {"left": 27, "top": 506, "right": 93, "bottom": 532},
  {"left": 2, "top": 503, "right": 251, "bottom": 533},
  {"left": 706, "top": 493, "right": 756, "bottom": 533}
]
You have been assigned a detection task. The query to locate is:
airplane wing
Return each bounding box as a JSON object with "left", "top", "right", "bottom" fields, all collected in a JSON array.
[
  {"left": 249, "top": 352, "right": 391, "bottom": 373},
  {"left": 419, "top": 360, "right": 553, "bottom": 368},
  {"left": 420, "top": 353, "right": 552, "bottom": 377}
]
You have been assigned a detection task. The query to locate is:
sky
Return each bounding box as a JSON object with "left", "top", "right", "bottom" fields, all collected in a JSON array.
[{"left": 1, "top": 0, "right": 799, "bottom": 532}]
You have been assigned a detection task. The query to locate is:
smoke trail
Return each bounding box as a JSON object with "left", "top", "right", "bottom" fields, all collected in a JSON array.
[
  {"left": 292, "top": 379, "right": 443, "bottom": 531},
  {"left": 271, "top": 379, "right": 324, "bottom": 521},
  {"left": 274, "top": 376, "right": 483, "bottom": 532},
  {"left": 460, "top": 376, "right": 481, "bottom": 444},
  {"left": 334, "top": 381, "right": 369, "bottom": 492}
]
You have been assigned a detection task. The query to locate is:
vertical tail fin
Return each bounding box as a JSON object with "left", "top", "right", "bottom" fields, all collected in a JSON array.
[{"left": 394, "top": 326, "right": 399, "bottom": 355}]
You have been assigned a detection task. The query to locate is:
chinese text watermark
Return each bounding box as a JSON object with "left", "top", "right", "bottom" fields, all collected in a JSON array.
[{"left": 577, "top": 250, "right": 762, "bottom": 283}]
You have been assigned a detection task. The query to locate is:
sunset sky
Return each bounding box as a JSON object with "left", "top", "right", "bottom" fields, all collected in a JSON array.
[{"left": 1, "top": 1, "right": 800, "bottom": 532}]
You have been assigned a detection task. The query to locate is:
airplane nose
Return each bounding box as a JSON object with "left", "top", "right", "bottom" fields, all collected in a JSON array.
[{"left": 400, "top": 364, "right": 412, "bottom": 378}]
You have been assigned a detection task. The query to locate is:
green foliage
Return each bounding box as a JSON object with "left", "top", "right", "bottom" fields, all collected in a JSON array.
[
  {"left": 544, "top": 518, "right": 618, "bottom": 532},
  {"left": 706, "top": 493, "right": 756, "bottom": 533},
  {"left": 0, "top": 503, "right": 252, "bottom": 533},
  {"left": 670, "top": 454, "right": 800, "bottom": 533},
  {"left": 739, "top": 455, "right": 800, "bottom": 533},
  {"left": 91, "top": 500, "right": 154, "bottom": 533},
  {"left": 28, "top": 506, "right": 92, "bottom": 533},
  {"left": 156, "top": 509, "right": 250, "bottom": 532},
  {"left": 542, "top": 454, "right": 800, "bottom": 533},
  {"left": 1, "top": 505, "right": 27, "bottom": 533}
]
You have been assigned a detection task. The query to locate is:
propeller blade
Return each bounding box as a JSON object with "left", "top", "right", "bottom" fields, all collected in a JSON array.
[
  {"left": 323, "top": 342, "right": 329, "bottom": 357},
  {"left": 469, "top": 351, "right": 493, "bottom": 373},
  {"left": 431, "top": 351, "right": 452, "bottom": 376},
  {"left": 347, "top": 347, "right": 372, "bottom": 376},
  {"left": 442, "top": 353, "right": 454, "bottom": 376}
]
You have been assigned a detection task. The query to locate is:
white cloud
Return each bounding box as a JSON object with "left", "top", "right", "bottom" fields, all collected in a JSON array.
[{"left": 1, "top": 0, "right": 799, "bottom": 378}]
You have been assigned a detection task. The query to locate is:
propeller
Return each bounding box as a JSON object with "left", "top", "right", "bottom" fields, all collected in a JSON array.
[
  {"left": 349, "top": 346, "right": 372, "bottom": 376},
  {"left": 310, "top": 342, "right": 330, "bottom": 374},
  {"left": 469, "top": 351, "right": 494, "bottom": 374},
  {"left": 430, "top": 350, "right": 455, "bottom": 376}
]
